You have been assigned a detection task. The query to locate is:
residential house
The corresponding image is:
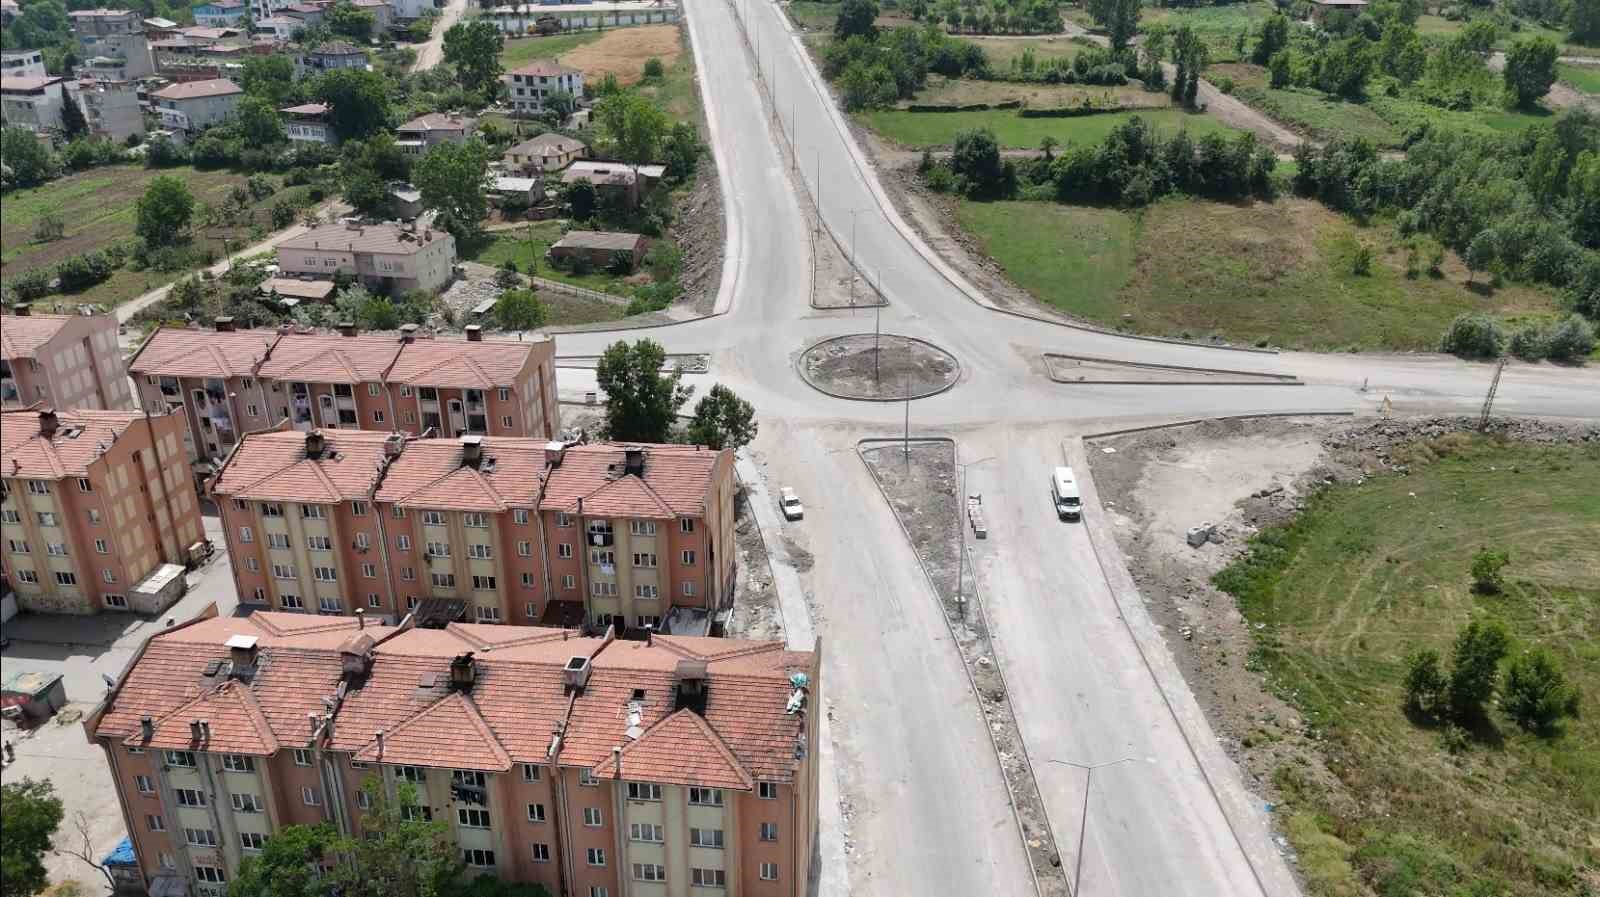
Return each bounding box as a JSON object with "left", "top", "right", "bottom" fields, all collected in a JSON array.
[
  {"left": 504, "top": 132, "right": 587, "bottom": 174},
  {"left": 352, "top": 0, "right": 393, "bottom": 29},
  {"left": 0, "top": 75, "right": 67, "bottom": 135},
  {"left": 68, "top": 77, "right": 146, "bottom": 142},
  {"left": 192, "top": 0, "right": 248, "bottom": 27},
  {"left": 388, "top": 182, "right": 424, "bottom": 219},
  {"left": 150, "top": 77, "right": 242, "bottom": 132},
  {"left": 390, "top": 0, "right": 435, "bottom": 19},
  {"left": 278, "top": 2, "right": 328, "bottom": 26},
  {"left": 503, "top": 60, "right": 581, "bottom": 116},
  {"left": 143, "top": 16, "right": 182, "bottom": 38},
  {"left": 258, "top": 278, "right": 337, "bottom": 305},
  {"left": 179, "top": 24, "right": 243, "bottom": 40},
  {"left": 85, "top": 611, "right": 820, "bottom": 897},
  {"left": 488, "top": 175, "right": 539, "bottom": 210},
  {"left": 1, "top": 407, "right": 204, "bottom": 615},
  {"left": 395, "top": 112, "right": 477, "bottom": 155},
  {"left": 481, "top": 0, "right": 680, "bottom": 33},
  {"left": 292, "top": 40, "right": 368, "bottom": 78},
  {"left": 281, "top": 101, "right": 337, "bottom": 144},
  {"left": 1, "top": 307, "right": 134, "bottom": 411},
  {"left": 275, "top": 222, "right": 456, "bottom": 293},
  {"left": 127, "top": 322, "right": 560, "bottom": 460},
  {"left": 0, "top": 49, "right": 47, "bottom": 78},
  {"left": 252, "top": 14, "right": 299, "bottom": 40},
  {"left": 69, "top": 8, "right": 142, "bottom": 44},
  {"left": 560, "top": 160, "right": 665, "bottom": 209},
  {"left": 69, "top": 9, "right": 154, "bottom": 79},
  {"left": 549, "top": 231, "right": 646, "bottom": 272}
]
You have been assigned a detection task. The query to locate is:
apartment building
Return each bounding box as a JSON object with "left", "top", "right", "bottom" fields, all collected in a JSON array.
[
  {"left": 211, "top": 433, "right": 733, "bottom": 630},
  {"left": 86, "top": 611, "right": 820, "bottom": 897},
  {"left": 150, "top": 77, "right": 242, "bottom": 133},
  {"left": 276, "top": 221, "right": 456, "bottom": 293},
  {"left": 503, "top": 61, "right": 582, "bottom": 116},
  {"left": 1, "top": 49, "right": 47, "bottom": 77},
  {"left": 128, "top": 322, "right": 559, "bottom": 460},
  {"left": 1, "top": 307, "right": 134, "bottom": 411},
  {"left": 69, "top": 77, "right": 146, "bottom": 142},
  {"left": 1, "top": 408, "right": 203, "bottom": 615},
  {"left": 0, "top": 74, "right": 67, "bottom": 134}
]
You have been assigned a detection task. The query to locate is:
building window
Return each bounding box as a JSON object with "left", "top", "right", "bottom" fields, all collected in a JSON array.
[
  {"left": 165, "top": 750, "right": 196, "bottom": 768},
  {"left": 185, "top": 828, "right": 217, "bottom": 847},
  {"left": 472, "top": 576, "right": 497, "bottom": 592},
  {"left": 517, "top": 540, "right": 532, "bottom": 557},
  {"left": 562, "top": 574, "right": 576, "bottom": 590},
  {"left": 223, "top": 754, "right": 255, "bottom": 772},
  {"left": 232, "top": 499, "right": 249, "bottom": 511},
  {"left": 760, "top": 822, "right": 779, "bottom": 841},
  {"left": 431, "top": 573, "right": 455, "bottom": 589},
  {"left": 194, "top": 866, "right": 226, "bottom": 884},
  {"left": 682, "top": 550, "right": 696, "bottom": 566},
  {"left": 689, "top": 787, "right": 723, "bottom": 807},
  {"left": 54, "top": 571, "right": 78, "bottom": 586},
  {"left": 27, "top": 480, "right": 49, "bottom": 495},
  {"left": 302, "top": 787, "right": 321, "bottom": 806},
  {"left": 397, "top": 535, "right": 411, "bottom": 550},
  {"left": 582, "top": 807, "right": 602, "bottom": 827},
  {"left": 361, "top": 563, "right": 377, "bottom": 578},
  {"left": 318, "top": 596, "right": 341, "bottom": 613},
  {"left": 501, "top": 416, "right": 513, "bottom": 428},
  {"left": 267, "top": 533, "right": 291, "bottom": 549},
  {"left": 556, "top": 513, "right": 573, "bottom": 528},
  {"left": 467, "top": 544, "right": 492, "bottom": 559},
  {"left": 630, "top": 823, "right": 663, "bottom": 843},
  {"left": 759, "top": 781, "right": 778, "bottom": 799},
  {"left": 261, "top": 503, "right": 283, "bottom": 517},
  {"left": 689, "top": 828, "right": 724, "bottom": 849},
  {"left": 626, "top": 782, "right": 662, "bottom": 802},
  {"left": 760, "top": 863, "right": 779, "bottom": 881},
  {"left": 37, "top": 512, "right": 58, "bottom": 527},
  {"left": 531, "top": 842, "right": 551, "bottom": 862},
  {"left": 0, "top": 510, "right": 17, "bottom": 524},
  {"left": 474, "top": 604, "right": 500, "bottom": 622},
  {"left": 47, "top": 543, "right": 69, "bottom": 557},
  {"left": 247, "top": 404, "right": 260, "bottom": 417},
  {"left": 368, "top": 593, "right": 381, "bottom": 608},
  {"left": 632, "top": 863, "right": 666, "bottom": 882},
  {"left": 357, "top": 791, "right": 372, "bottom": 810},
  {"left": 393, "top": 506, "right": 408, "bottom": 518},
  {"left": 15, "top": 570, "right": 39, "bottom": 584},
  {"left": 422, "top": 511, "right": 446, "bottom": 526},
  {"left": 232, "top": 794, "right": 263, "bottom": 813},
  {"left": 452, "top": 769, "right": 486, "bottom": 788},
  {"left": 281, "top": 594, "right": 304, "bottom": 609},
  {"left": 351, "top": 501, "right": 369, "bottom": 516},
  {"left": 147, "top": 814, "right": 165, "bottom": 832},
  {"left": 102, "top": 569, "right": 117, "bottom": 584},
  {"left": 457, "top": 808, "right": 491, "bottom": 829},
  {"left": 586, "top": 848, "right": 606, "bottom": 867},
  {"left": 272, "top": 564, "right": 296, "bottom": 580},
  {"left": 301, "top": 504, "right": 327, "bottom": 519},
  {"left": 293, "top": 749, "right": 312, "bottom": 766},
  {"left": 307, "top": 536, "right": 332, "bottom": 551},
  {"left": 513, "top": 509, "right": 529, "bottom": 524},
  {"left": 632, "top": 552, "right": 657, "bottom": 568},
  {"left": 633, "top": 584, "right": 659, "bottom": 600},
  {"left": 135, "top": 775, "right": 153, "bottom": 793},
  {"left": 94, "top": 538, "right": 109, "bottom": 554},
  {"left": 527, "top": 802, "right": 546, "bottom": 822},
  {"left": 239, "top": 526, "right": 252, "bottom": 543},
  {"left": 630, "top": 520, "right": 657, "bottom": 536},
  {"left": 590, "top": 581, "right": 617, "bottom": 598},
  {"left": 401, "top": 567, "right": 416, "bottom": 582},
  {"left": 525, "top": 601, "right": 537, "bottom": 617},
  {"left": 498, "top": 387, "right": 511, "bottom": 402},
  {"left": 463, "top": 512, "right": 488, "bottom": 528},
  {"left": 368, "top": 383, "right": 382, "bottom": 396},
  {"left": 426, "top": 541, "right": 450, "bottom": 558},
  {"left": 239, "top": 832, "right": 266, "bottom": 851},
  {"left": 681, "top": 518, "right": 695, "bottom": 533},
  {"left": 400, "top": 386, "right": 414, "bottom": 397},
  {"left": 77, "top": 477, "right": 93, "bottom": 493},
  {"left": 557, "top": 543, "right": 572, "bottom": 559},
  {"left": 7, "top": 540, "right": 30, "bottom": 554},
  {"left": 590, "top": 889, "right": 608, "bottom": 897},
  {"left": 86, "top": 509, "right": 101, "bottom": 524},
  {"left": 683, "top": 581, "right": 696, "bottom": 597},
  {"left": 692, "top": 869, "right": 727, "bottom": 888},
  {"left": 252, "top": 587, "right": 266, "bottom": 603},
  {"left": 401, "top": 804, "right": 433, "bottom": 822},
  {"left": 463, "top": 849, "right": 496, "bottom": 868},
  {"left": 398, "top": 766, "right": 426, "bottom": 783}
]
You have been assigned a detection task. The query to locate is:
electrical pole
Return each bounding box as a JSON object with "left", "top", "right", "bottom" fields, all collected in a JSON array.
[
  {"left": 902, "top": 376, "right": 910, "bottom": 463},
  {"left": 874, "top": 302, "right": 881, "bottom": 384},
  {"left": 1046, "top": 757, "right": 1136, "bottom": 897}
]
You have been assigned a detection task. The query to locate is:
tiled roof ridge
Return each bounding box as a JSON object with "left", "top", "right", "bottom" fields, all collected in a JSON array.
[
  {"left": 593, "top": 708, "right": 754, "bottom": 790},
  {"left": 125, "top": 680, "right": 279, "bottom": 755},
  {"left": 235, "top": 683, "right": 282, "bottom": 755},
  {"left": 652, "top": 638, "right": 786, "bottom": 665},
  {"left": 442, "top": 623, "right": 571, "bottom": 651},
  {"left": 352, "top": 691, "right": 512, "bottom": 770},
  {"left": 570, "top": 473, "right": 675, "bottom": 518}
]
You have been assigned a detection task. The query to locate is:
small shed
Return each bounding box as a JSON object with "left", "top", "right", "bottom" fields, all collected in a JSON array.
[
  {"left": 0, "top": 670, "right": 67, "bottom": 725},
  {"left": 548, "top": 230, "right": 647, "bottom": 271},
  {"left": 129, "top": 563, "right": 187, "bottom": 615},
  {"left": 103, "top": 838, "right": 145, "bottom": 893}
]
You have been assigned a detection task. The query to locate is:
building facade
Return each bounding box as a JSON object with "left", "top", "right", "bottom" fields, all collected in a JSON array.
[
  {"left": 193, "top": 0, "right": 248, "bottom": 26},
  {"left": 0, "top": 49, "right": 47, "bottom": 77},
  {"left": 69, "top": 77, "right": 146, "bottom": 142},
  {"left": 280, "top": 101, "right": 337, "bottom": 144},
  {"left": 504, "top": 132, "right": 588, "bottom": 174},
  {"left": 1, "top": 308, "right": 134, "bottom": 411},
  {"left": 395, "top": 112, "right": 477, "bottom": 155},
  {"left": 150, "top": 77, "right": 242, "bottom": 132},
  {"left": 1, "top": 408, "right": 203, "bottom": 615},
  {"left": 127, "top": 322, "right": 560, "bottom": 460},
  {"left": 86, "top": 612, "right": 820, "bottom": 897},
  {"left": 275, "top": 221, "right": 456, "bottom": 293},
  {"left": 503, "top": 61, "right": 582, "bottom": 116},
  {"left": 0, "top": 75, "right": 66, "bottom": 134},
  {"left": 292, "top": 40, "right": 369, "bottom": 78}
]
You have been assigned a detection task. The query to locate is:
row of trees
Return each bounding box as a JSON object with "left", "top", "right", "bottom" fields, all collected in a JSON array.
[
  {"left": 824, "top": 23, "right": 990, "bottom": 110},
  {"left": 595, "top": 338, "right": 757, "bottom": 450},
  {"left": 1404, "top": 610, "right": 1582, "bottom": 738}
]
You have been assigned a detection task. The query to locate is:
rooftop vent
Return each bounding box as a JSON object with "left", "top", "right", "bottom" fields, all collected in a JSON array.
[
  {"left": 226, "top": 633, "right": 259, "bottom": 668},
  {"left": 340, "top": 632, "right": 375, "bottom": 678},
  {"left": 338, "top": 321, "right": 357, "bottom": 337},
  {"left": 305, "top": 430, "right": 326, "bottom": 459},
  {"left": 140, "top": 715, "right": 154, "bottom": 740},
  {"left": 460, "top": 434, "right": 483, "bottom": 468},
  {"left": 464, "top": 324, "right": 483, "bottom": 342},
  {"left": 544, "top": 440, "right": 565, "bottom": 468},
  {"left": 384, "top": 432, "right": 406, "bottom": 458},
  {"left": 673, "top": 659, "right": 708, "bottom": 716},
  {"left": 214, "top": 316, "right": 235, "bottom": 332},
  {"left": 624, "top": 449, "right": 645, "bottom": 478},
  {"left": 449, "top": 651, "right": 477, "bottom": 690},
  {"left": 11, "top": 303, "right": 30, "bottom": 316},
  {"left": 37, "top": 409, "right": 59, "bottom": 438},
  {"left": 398, "top": 323, "right": 418, "bottom": 343},
  {"left": 563, "top": 655, "right": 591, "bottom": 693}
]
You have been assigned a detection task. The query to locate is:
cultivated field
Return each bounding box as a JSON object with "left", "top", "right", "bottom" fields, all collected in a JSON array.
[
  {"left": 860, "top": 106, "right": 1235, "bottom": 148},
  {"left": 562, "top": 24, "right": 683, "bottom": 86},
  {"left": 499, "top": 24, "right": 697, "bottom": 119},
  {"left": 1214, "top": 436, "right": 1600, "bottom": 897},
  {"left": 952, "top": 196, "right": 1568, "bottom": 350},
  {"left": 904, "top": 76, "right": 1172, "bottom": 109}
]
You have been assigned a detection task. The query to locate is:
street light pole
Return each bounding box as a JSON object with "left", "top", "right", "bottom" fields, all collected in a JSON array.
[
  {"left": 873, "top": 301, "right": 882, "bottom": 384},
  {"left": 1045, "top": 756, "right": 1137, "bottom": 897},
  {"left": 955, "top": 455, "right": 995, "bottom": 620}
]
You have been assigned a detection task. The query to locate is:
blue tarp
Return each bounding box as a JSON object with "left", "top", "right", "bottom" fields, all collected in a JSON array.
[{"left": 102, "top": 837, "right": 136, "bottom": 867}]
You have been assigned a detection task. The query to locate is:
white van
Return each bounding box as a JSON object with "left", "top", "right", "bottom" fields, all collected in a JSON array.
[{"left": 1051, "top": 466, "right": 1082, "bottom": 521}]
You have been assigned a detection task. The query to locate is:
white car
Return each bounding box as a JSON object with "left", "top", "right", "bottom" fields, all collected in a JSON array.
[{"left": 780, "top": 487, "right": 804, "bottom": 521}]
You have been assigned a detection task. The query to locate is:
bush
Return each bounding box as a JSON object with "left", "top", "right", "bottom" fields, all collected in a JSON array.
[
  {"left": 642, "top": 56, "right": 665, "bottom": 79},
  {"left": 1438, "top": 313, "right": 1504, "bottom": 358},
  {"left": 271, "top": 201, "right": 298, "bottom": 229},
  {"left": 246, "top": 174, "right": 276, "bottom": 201},
  {"left": 1502, "top": 649, "right": 1581, "bottom": 733},
  {"left": 495, "top": 262, "right": 521, "bottom": 289},
  {"left": 55, "top": 251, "right": 116, "bottom": 292},
  {"left": 1508, "top": 323, "right": 1546, "bottom": 360},
  {"left": 924, "top": 165, "right": 956, "bottom": 192},
  {"left": 7, "top": 268, "right": 53, "bottom": 301},
  {"left": 1403, "top": 648, "right": 1447, "bottom": 714},
  {"left": 144, "top": 134, "right": 186, "bottom": 168},
  {"left": 1447, "top": 619, "right": 1511, "bottom": 721},
  {"left": 570, "top": 254, "right": 594, "bottom": 276},
  {"left": 1541, "top": 314, "right": 1596, "bottom": 362},
  {"left": 1470, "top": 547, "right": 1509, "bottom": 594},
  {"left": 33, "top": 215, "right": 65, "bottom": 243},
  {"left": 1349, "top": 244, "right": 1373, "bottom": 276}
]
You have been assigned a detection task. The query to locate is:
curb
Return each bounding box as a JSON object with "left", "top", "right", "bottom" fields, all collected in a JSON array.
[
  {"left": 1043, "top": 353, "right": 1302, "bottom": 386},
  {"left": 795, "top": 334, "right": 963, "bottom": 402},
  {"left": 1083, "top": 410, "right": 1357, "bottom": 440},
  {"left": 855, "top": 437, "right": 1047, "bottom": 897}
]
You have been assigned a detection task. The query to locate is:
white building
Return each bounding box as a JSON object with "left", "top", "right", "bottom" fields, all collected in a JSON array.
[
  {"left": 149, "top": 77, "right": 242, "bottom": 132},
  {"left": 391, "top": 0, "right": 435, "bottom": 19},
  {"left": 253, "top": 15, "right": 299, "bottom": 40},
  {"left": 192, "top": 0, "right": 248, "bottom": 26},
  {"left": 276, "top": 222, "right": 458, "bottom": 293},
  {"left": 281, "top": 102, "right": 337, "bottom": 144},
  {"left": 503, "top": 59, "right": 582, "bottom": 116},
  {"left": 481, "top": 0, "right": 679, "bottom": 34},
  {"left": 292, "top": 40, "right": 369, "bottom": 78},
  {"left": 67, "top": 78, "right": 145, "bottom": 142},
  {"left": 0, "top": 49, "right": 47, "bottom": 78},
  {"left": 0, "top": 75, "right": 67, "bottom": 135}
]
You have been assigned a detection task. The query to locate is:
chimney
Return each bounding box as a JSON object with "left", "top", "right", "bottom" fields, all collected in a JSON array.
[
  {"left": 11, "top": 303, "right": 30, "bottom": 316},
  {"left": 226, "top": 633, "right": 259, "bottom": 672},
  {"left": 460, "top": 434, "right": 483, "bottom": 468},
  {"left": 464, "top": 324, "right": 483, "bottom": 342},
  {"left": 399, "top": 323, "right": 418, "bottom": 343},
  {"left": 673, "top": 659, "right": 708, "bottom": 715},
  {"left": 338, "top": 321, "right": 357, "bottom": 337},
  {"left": 140, "top": 715, "right": 154, "bottom": 740},
  {"left": 624, "top": 449, "right": 645, "bottom": 478},
  {"left": 340, "top": 632, "right": 375, "bottom": 678},
  {"left": 355, "top": 607, "right": 365, "bottom": 629},
  {"left": 449, "top": 652, "right": 477, "bottom": 690},
  {"left": 38, "top": 409, "right": 59, "bottom": 438},
  {"left": 215, "top": 316, "right": 235, "bottom": 332},
  {"left": 305, "top": 430, "right": 325, "bottom": 459},
  {"left": 384, "top": 432, "right": 405, "bottom": 458},
  {"left": 189, "top": 719, "right": 205, "bottom": 743},
  {"left": 544, "top": 441, "right": 565, "bottom": 468},
  {"left": 563, "top": 655, "right": 590, "bottom": 693},
  {"left": 612, "top": 745, "right": 622, "bottom": 781}
]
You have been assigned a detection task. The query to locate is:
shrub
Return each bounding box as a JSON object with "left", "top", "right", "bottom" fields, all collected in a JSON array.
[
  {"left": 1502, "top": 649, "right": 1581, "bottom": 733},
  {"left": 1447, "top": 619, "right": 1511, "bottom": 721},
  {"left": 1215, "top": 76, "right": 1236, "bottom": 94},
  {"left": 144, "top": 134, "right": 186, "bottom": 168},
  {"left": 33, "top": 215, "right": 65, "bottom": 243},
  {"left": 55, "top": 251, "right": 116, "bottom": 292},
  {"left": 1402, "top": 648, "right": 1447, "bottom": 714},
  {"left": 1541, "top": 314, "right": 1596, "bottom": 362},
  {"left": 495, "top": 262, "right": 521, "bottom": 289},
  {"left": 570, "top": 254, "right": 594, "bottom": 276},
  {"left": 607, "top": 249, "right": 635, "bottom": 276},
  {"left": 1439, "top": 313, "right": 1504, "bottom": 358},
  {"left": 924, "top": 165, "right": 956, "bottom": 192},
  {"left": 1349, "top": 244, "right": 1373, "bottom": 276},
  {"left": 642, "top": 56, "right": 665, "bottom": 79},
  {"left": 1470, "top": 547, "right": 1509, "bottom": 594},
  {"left": 1508, "top": 323, "right": 1547, "bottom": 360},
  {"left": 246, "top": 174, "right": 276, "bottom": 201},
  {"left": 7, "top": 268, "right": 53, "bottom": 301},
  {"left": 271, "top": 201, "right": 298, "bottom": 229}
]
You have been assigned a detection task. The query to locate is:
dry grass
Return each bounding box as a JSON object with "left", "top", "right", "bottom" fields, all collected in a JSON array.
[
  {"left": 905, "top": 76, "right": 1170, "bottom": 109},
  {"left": 560, "top": 23, "right": 682, "bottom": 87}
]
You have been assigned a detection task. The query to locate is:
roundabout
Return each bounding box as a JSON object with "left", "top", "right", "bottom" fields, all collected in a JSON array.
[{"left": 797, "top": 333, "right": 961, "bottom": 401}]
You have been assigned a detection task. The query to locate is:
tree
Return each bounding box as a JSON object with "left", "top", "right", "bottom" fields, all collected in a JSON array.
[
  {"left": 595, "top": 338, "right": 694, "bottom": 443},
  {"left": 661, "top": 120, "right": 703, "bottom": 182},
  {"left": 543, "top": 89, "right": 577, "bottom": 120},
  {"left": 1574, "top": 0, "right": 1600, "bottom": 43},
  {"left": 1502, "top": 649, "right": 1581, "bottom": 733},
  {"left": 443, "top": 19, "right": 505, "bottom": 94},
  {"left": 240, "top": 53, "right": 297, "bottom": 105},
  {"left": 328, "top": 780, "right": 463, "bottom": 897},
  {"left": 229, "top": 822, "right": 338, "bottom": 897},
  {"left": 1470, "top": 547, "right": 1510, "bottom": 593},
  {"left": 495, "top": 288, "right": 547, "bottom": 330},
  {"left": 642, "top": 56, "right": 665, "bottom": 79},
  {"left": 1447, "top": 619, "right": 1511, "bottom": 721},
  {"left": 135, "top": 174, "right": 196, "bottom": 248},
  {"left": 687, "top": 383, "right": 757, "bottom": 450},
  {"left": 144, "top": 133, "right": 185, "bottom": 168},
  {"left": 1268, "top": 50, "right": 1292, "bottom": 88},
  {"left": 236, "top": 95, "right": 285, "bottom": 146},
  {"left": 1439, "top": 313, "right": 1505, "bottom": 358},
  {"left": 314, "top": 68, "right": 392, "bottom": 141},
  {"left": 1086, "top": 0, "right": 1140, "bottom": 49},
  {"left": 0, "top": 778, "right": 63, "bottom": 897},
  {"left": 1, "top": 126, "right": 58, "bottom": 188},
  {"left": 1378, "top": 22, "right": 1425, "bottom": 85},
  {"left": 1170, "top": 25, "right": 1207, "bottom": 108},
  {"left": 593, "top": 90, "right": 671, "bottom": 165},
  {"left": 1252, "top": 13, "right": 1289, "bottom": 65},
  {"left": 1504, "top": 36, "right": 1559, "bottom": 108},
  {"left": 340, "top": 134, "right": 411, "bottom": 214},
  {"left": 412, "top": 138, "right": 492, "bottom": 240},
  {"left": 834, "top": 0, "right": 879, "bottom": 40},
  {"left": 59, "top": 94, "right": 89, "bottom": 141},
  {"left": 950, "top": 127, "right": 1003, "bottom": 198},
  {"left": 326, "top": 1, "right": 376, "bottom": 42},
  {"left": 564, "top": 178, "right": 598, "bottom": 219},
  {"left": 33, "top": 214, "right": 64, "bottom": 242},
  {"left": 1403, "top": 648, "right": 1447, "bottom": 714},
  {"left": 1543, "top": 313, "right": 1597, "bottom": 361}
]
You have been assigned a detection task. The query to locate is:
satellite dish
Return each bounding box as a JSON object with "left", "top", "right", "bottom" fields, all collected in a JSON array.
[{"left": 101, "top": 673, "right": 118, "bottom": 689}]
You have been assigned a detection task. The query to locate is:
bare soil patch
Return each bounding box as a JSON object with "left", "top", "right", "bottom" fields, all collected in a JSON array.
[
  {"left": 861, "top": 441, "right": 1069, "bottom": 897},
  {"left": 723, "top": 486, "right": 784, "bottom": 640},
  {"left": 905, "top": 77, "right": 1170, "bottom": 109},
  {"left": 798, "top": 334, "right": 959, "bottom": 400},
  {"left": 561, "top": 24, "right": 683, "bottom": 86}
]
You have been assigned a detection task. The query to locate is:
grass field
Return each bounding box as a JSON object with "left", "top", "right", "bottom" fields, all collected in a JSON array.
[
  {"left": 499, "top": 30, "right": 605, "bottom": 69},
  {"left": 499, "top": 25, "right": 699, "bottom": 121},
  {"left": 1064, "top": 2, "right": 1270, "bottom": 61},
  {"left": 470, "top": 227, "right": 643, "bottom": 300},
  {"left": 1558, "top": 62, "right": 1600, "bottom": 93},
  {"left": 969, "top": 35, "right": 1089, "bottom": 69},
  {"left": 1214, "top": 436, "right": 1600, "bottom": 897},
  {"left": 860, "top": 106, "right": 1235, "bottom": 148},
  {"left": 1, "top": 163, "right": 289, "bottom": 308},
  {"left": 904, "top": 76, "right": 1171, "bottom": 109},
  {"left": 952, "top": 196, "right": 1568, "bottom": 350}
]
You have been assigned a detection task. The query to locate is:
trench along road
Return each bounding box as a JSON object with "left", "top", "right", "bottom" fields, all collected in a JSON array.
[{"left": 536, "top": 1, "right": 1600, "bottom": 896}]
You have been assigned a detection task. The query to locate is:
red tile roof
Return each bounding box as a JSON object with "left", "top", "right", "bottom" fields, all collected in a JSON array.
[
  {"left": 385, "top": 337, "right": 541, "bottom": 390},
  {"left": 212, "top": 428, "right": 394, "bottom": 503},
  {"left": 0, "top": 408, "right": 152, "bottom": 479},
  {"left": 373, "top": 437, "right": 547, "bottom": 511},
  {"left": 540, "top": 443, "right": 727, "bottom": 519},
  {"left": 591, "top": 708, "right": 753, "bottom": 790},
  {"left": 353, "top": 691, "right": 512, "bottom": 771},
  {"left": 131, "top": 680, "right": 281, "bottom": 756},
  {"left": 127, "top": 326, "right": 279, "bottom": 379},
  {"left": 1, "top": 313, "right": 73, "bottom": 360},
  {"left": 257, "top": 332, "right": 404, "bottom": 385}
]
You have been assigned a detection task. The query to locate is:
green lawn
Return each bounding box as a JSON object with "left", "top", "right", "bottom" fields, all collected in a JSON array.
[
  {"left": 969, "top": 35, "right": 1090, "bottom": 71},
  {"left": 788, "top": 0, "right": 840, "bottom": 31},
  {"left": 859, "top": 107, "right": 1236, "bottom": 148},
  {"left": 470, "top": 227, "right": 640, "bottom": 298},
  {"left": 498, "top": 31, "right": 605, "bottom": 69},
  {"left": 952, "top": 196, "right": 1568, "bottom": 350},
  {"left": 1558, "top": 62, "right": 1600, "bottom": 93},
  {"left": 1214, "top": 436, "right": 1600, "bottom": 897},
  {"left": 1138, "top": 2, "right": 1273, "bottom": 62}
]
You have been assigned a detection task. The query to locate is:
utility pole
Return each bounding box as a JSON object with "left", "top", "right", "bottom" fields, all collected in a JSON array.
[
  {"left": 874, "top": 302, "right": 882, "bottom": 384},
  {"left": 902, "top": 376, "right": 910, "bottom": 464},
  {"left": 1046, "top": 757, "right": 1136, "bottom": 897},
  {"left": 1479, "top": 358, "right": 1506, "bottom": 432},
  {"left": 956, "top": 455, "right": 995, "bottom": 621}
]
